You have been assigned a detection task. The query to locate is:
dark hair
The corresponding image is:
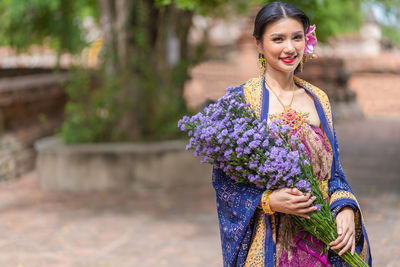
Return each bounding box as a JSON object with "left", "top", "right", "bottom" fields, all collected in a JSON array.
[{"left": 253, "top": 1, "right": 310, "bottom": 42}]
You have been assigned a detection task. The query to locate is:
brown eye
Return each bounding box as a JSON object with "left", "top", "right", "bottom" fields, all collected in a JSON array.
[
  {"left": 294, "top": 35, "right": 303, "bottom": 40},
  {"left": 273, "top": 37, "right": 283, "bottom": 42}
]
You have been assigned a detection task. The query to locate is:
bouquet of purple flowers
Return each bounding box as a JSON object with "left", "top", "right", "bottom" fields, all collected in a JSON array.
[{"left": 178, "top": 87, "right": 368, "bottom": 267}]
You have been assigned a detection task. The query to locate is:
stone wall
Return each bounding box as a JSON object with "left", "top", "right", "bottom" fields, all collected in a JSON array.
[
  {"left": 0, "top": 68, "right": 67, "bottom": 79},
  {"left": 0, "top": 72, "right": 69, "bottom": 180},
  {"left": 297, "top": 57, "right": 364, "bottom": 120},
  {"left": 35, "top": 137, "right": 211, "bottom": 193},
  {"left": 297, "top": 57, "right": 354, "bottom": 102}
]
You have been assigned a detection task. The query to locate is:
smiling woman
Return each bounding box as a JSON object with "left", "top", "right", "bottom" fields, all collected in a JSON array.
[
  {"left": 257, "top": 19, "right": 305, "bottom": 70},
  {"left": 211, "top": 1, "right": 372, "bottom": 267}
]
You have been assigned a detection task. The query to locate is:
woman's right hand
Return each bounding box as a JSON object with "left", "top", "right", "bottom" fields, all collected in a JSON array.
[{"left": 269, "top": 188, "right": 317, "bottom": 218}]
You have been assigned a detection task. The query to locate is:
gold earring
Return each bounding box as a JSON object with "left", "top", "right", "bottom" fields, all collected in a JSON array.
[
  {"left": 299, "top": 58, "right": 304, "bottom": 72},
  {"left": 258, "top": 53, "right": 266, "bottom": 76},
  {"left": 300, "top": 56, "right": 309, "bottom": 72}
]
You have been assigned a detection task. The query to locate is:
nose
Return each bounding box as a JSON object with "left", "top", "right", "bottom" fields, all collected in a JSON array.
[{"left": 284, "top": 40, "right": 295, "bottom": 54}]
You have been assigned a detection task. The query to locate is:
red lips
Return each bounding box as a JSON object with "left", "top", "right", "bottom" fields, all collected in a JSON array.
[{"left": 280, "top": 56, "right": 296, "bottom": 64}]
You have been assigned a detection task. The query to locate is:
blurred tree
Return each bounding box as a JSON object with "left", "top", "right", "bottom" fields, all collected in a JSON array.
[
  {"left": 0, "top": 0, "right": 97, "bottom": 55},
  {"left": 370, "top": 0, "right": 400, "bottom": 44},
  {"left": 0, "top": 0, "right": 397, "bottom": 143}
]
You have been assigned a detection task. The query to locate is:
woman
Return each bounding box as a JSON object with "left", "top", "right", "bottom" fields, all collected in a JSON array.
[{"left": 212, "top": 2, "right": 372, "bottom": 266}]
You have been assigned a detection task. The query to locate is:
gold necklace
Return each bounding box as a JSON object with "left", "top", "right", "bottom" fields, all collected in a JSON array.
[{"left": 265, "top": 77, "right": 295, "bottom": 110}]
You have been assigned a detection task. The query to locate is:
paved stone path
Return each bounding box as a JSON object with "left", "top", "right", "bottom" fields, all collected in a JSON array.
[{"left": 0, "top": 116, "right": 399, "bottom": 267}]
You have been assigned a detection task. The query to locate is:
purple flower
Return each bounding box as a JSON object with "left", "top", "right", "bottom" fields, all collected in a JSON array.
[
  {"left": 287, "top": 151, "right": 300, "bottom": 161},
  {"left": 262, "top": 139, "right": 269, "bottom": 148},
  {"left": 249, "top": 161, "right": 258, "bottom": 170},
  {"left": 315, "top": 204, "right": 321, "bottom": 211},
  {"left": 178, "top": 86, "right": 319, "bottom": 193},
  {"left": 281, "top": 125, "right": 291, "bottom": 134},
  {"left": 253, "top": 133, "right": 262, "bottom": 140},
  {"left": 237, "top": 137, "right": 248, "bottom": 145},
  {"left": 200, "top": 156, "right": 209, "bottom": 164},
  {"left": 248, "top": 174, "right": 259, "bottom": 182},
  {"left": 243, "top": 129, "right": 255, "bottom": 138},
  {"left": 249, "top": 140, "right": 261, "bottom": 149},
  {"left": 224, "top": 149, "right": 233, "bottom": 157},
  {"left": 269, "top": 122, "right": 279, "bottom": 133},
  {"left": 295, "top": 180, "right": 307, "bottom": 190},
  {"left": 275, "top": 138, "right": 283, "bottom": 146},
  {"left": 235, "top": 166, "right": 243, "bottom": 171},
  {"left": 243, "top": 147, "right": 251, "bottom": 154},
  {"left": 270, "top": 147, "right": 280, "bottom": 159},
  {"left": 258, "top": 166, "right": 265, "bottom": 174},
  {"left": 291, "top": 135, "right": 298, "bottom": 145}
]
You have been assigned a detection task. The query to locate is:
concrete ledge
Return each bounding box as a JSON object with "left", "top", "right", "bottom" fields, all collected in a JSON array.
[{"left": 35, "top": 136, "right": 212, "bottom": 193}]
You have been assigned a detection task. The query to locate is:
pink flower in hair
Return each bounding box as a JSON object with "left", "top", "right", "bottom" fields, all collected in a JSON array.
[{"left": 304, "top": 24, "right": 317, "bottom": 54}]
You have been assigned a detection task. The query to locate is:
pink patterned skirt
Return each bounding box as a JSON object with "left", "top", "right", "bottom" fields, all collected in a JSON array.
[{"left": 277, "top": 124, "right": 333, "bottom": 267}]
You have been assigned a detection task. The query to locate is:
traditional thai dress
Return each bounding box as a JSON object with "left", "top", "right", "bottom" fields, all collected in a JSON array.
[{"left": 212, "top": 75, "right": 372, "bottom": 267}]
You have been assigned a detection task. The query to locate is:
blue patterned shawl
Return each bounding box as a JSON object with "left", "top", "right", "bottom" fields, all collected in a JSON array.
[{"left": 212, "top": 75, "right": 372, "bottom": 267}]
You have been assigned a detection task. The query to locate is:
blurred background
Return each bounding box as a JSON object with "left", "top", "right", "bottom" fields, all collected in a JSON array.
[{"left": 0, "top": 0, "right": 399, "bottom": 266}]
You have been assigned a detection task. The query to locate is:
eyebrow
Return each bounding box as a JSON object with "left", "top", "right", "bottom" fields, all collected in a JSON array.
[{"left": 270, "top": 31, "right": 304, "bottom": 37}]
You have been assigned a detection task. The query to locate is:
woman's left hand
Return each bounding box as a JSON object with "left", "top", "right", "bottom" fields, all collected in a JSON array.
[{"left": 329, "top": 206, "right": 355, "bottom": 256}]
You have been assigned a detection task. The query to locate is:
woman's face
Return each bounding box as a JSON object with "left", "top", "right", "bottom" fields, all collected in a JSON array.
[{"left": 256, "top": 17, "right": 305, "bottom": 73}]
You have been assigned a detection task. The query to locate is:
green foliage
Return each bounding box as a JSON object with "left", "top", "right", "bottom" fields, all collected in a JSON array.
[
  {"left": 140, "top": 59, "right": 194, "bottom": 141},
  {"left": 382, "top": 25, "right": 400, "bottom": 44},
  {"left": 369, "top": 0, "right": 400, "bottom": 44},
  {"left": 155, "top": 0, "right": 364, "bottom": 42},
  {"left": 255, "top": 0, "right": 364, "bottom": 42},
  {"left": 1, "top": 0, "right": 397, "bottom": 51},
  {"left": 156, "top": 0, "right": 253, "bottom": 16},
  {"left": 59, "top": 69, "right": 123, "bottom": 144},
  {"left": 158, "top": 0, "right": 398, "bottom": 43},
  {"left": 0, "top": 0, "right": 97, "bottom": 53}
]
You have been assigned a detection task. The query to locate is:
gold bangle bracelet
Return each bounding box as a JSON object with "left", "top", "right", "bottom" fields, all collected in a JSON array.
[{"left": 261, "top": 190, "right": 275, "bottom": 215}]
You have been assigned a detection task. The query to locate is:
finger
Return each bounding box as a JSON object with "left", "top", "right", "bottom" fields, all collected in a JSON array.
[
  {"left": 333, "top": 224, "right": 351, "bottom": 248},
  {"left": 331, "top": 234, "right": 349, "bottom": 250},
  {"left": 292, "top": 193, "right": 312, "bottom": 203},
  {"left": 330, "top": 221, "right": 345, "bottom": 246},
  {"left": 351, "top": 235, "right": 355, "bottom": 255},
  {"left": 296, "top": 205, "right": 318, "bottom": 215},
  {"left": 338, "top": 233, "right": 354, "bottom": 256},
  {"left": 288, "top": 188, "right": 304, "bottom": 196},
  {"left": 330, "top": 233, "right": 344, "bottom": 247},
  {"left": 337, "top": 219, "right": 343, "bottom": 235},
  {"left": 334, "top": 232, "right": 351, "bottom": 249},
  {"left": 332, "top": 231, "right": 352, "bottom": 251},
  {"left": 295, "top": 196, "right": 317, "bottom": 208},
  {"left": 338, "top": 239, "right": 352, "bottom": 256}
]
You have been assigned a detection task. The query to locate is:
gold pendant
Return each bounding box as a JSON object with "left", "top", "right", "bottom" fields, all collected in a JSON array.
[{"left": 268, "top": 106, "right": 310, "bottom": 134}]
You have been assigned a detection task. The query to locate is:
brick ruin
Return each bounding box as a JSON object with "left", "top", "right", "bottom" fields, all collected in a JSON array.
[{"left": 0, "top": 69, "right": 68, "bottom": 180}]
